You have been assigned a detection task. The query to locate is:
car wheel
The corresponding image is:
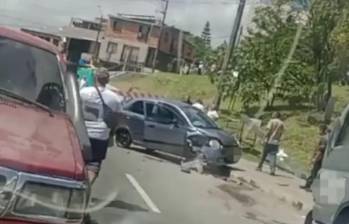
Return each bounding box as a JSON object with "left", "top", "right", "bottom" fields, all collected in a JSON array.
[
  {"left": 304, "top": 210, "right": 313, "bottom": 224},
  {"left": 145, "top": 148, "right": 155, "bottom": 153},
  {"left": 115, "top": 129, "right": 132, "bottom": 148}
]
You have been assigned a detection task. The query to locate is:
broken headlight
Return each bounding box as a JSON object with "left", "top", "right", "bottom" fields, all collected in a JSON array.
[{"left": 208, "top": 139, "right": 223, "bottom": 150}]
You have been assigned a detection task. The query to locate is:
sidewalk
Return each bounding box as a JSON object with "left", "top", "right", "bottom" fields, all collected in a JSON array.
[{"left": 231, "top": 159, "right": 313, "bottom": 212}]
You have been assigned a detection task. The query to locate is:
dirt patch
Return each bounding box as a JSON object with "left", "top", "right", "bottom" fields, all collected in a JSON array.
[{"left": 218, "top": 184, "right": 256, "bottom": 207}]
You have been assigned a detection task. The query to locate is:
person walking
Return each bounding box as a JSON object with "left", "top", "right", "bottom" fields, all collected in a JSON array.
[
  {"left": 301, "top": 124, "right": 329, "bottom": 191},
  {"left": 256, "top": 112, "right": 285, "bottom": 175},
  {"left": 80, "top": 68, "right": 123, "bottom": 185}
]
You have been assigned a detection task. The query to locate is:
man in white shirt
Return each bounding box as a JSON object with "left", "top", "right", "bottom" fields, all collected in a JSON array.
[{"left": 80, "top": 68, "right": 123, "bottom": 184}]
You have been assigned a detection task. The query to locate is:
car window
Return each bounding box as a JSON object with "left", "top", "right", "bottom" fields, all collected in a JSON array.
[
  {"left": 148, "top": 105, "right": 174, "bottom": 123},
  {"left": 182, "top": 106, "right": 218, "bottom": 129},
  {"left": 128, "top": 101, "right": 144, "bottom": 115},
  {"left": 145, "top": 102, "right": 155, "bottom": 116},
  {"left": 0, "top": 37, "right": 65, "bottom": 111},
  {"left": 148, "top": 104, "right": 185, "bottom": 125},
  {"left": 335, "top": 112, "right": 349, "bottom": 147}
]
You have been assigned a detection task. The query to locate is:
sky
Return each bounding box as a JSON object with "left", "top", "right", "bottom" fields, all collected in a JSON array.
[{"left": 0, "top": 0, "right": 262, "bottom": 46}]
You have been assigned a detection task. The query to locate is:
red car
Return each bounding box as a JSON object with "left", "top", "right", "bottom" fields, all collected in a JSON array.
[{"left": 0, "top": 27, "right": 91, "bottom": 223}]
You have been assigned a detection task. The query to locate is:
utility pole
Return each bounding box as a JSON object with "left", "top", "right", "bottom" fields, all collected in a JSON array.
[
  {"left": 152, "top": 0, "right": 169, "bottom": 73},
  {"left": 94, "top": 5, "right": 103, "bottom": 61},
  {"left": 214, "top": 0, "right": 246, "bottom": 109},
  {"left": 177, "top": 30, "right": 183, "bottom": 74}
]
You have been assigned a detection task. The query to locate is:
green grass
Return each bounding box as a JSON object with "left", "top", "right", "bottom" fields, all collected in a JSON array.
[
  {"left": 333, "top": 85, "right": 349, "bottom": 114},
  {"left": 112, "top": 73, "right": 349, "bottom": 172},
  {"left": 111, "top": 72, "right": 217, "bottom": 104}
]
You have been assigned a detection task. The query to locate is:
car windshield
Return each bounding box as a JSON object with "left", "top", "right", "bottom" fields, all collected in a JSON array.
[
  {"left": 182, "top": 106, "right": 218, "bottom": 129},
  {"left": 0, "top": 37, "right": 65, "bottom": 111}
]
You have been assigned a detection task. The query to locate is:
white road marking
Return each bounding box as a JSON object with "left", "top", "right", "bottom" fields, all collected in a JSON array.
[{"left": 125, "top": 173, "right": 161, "bottom": 214}]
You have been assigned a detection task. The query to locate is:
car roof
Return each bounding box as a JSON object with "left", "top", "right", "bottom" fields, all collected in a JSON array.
[
  {"left": 0, "top": 26, "right": 58, "bottom": 55},
  {"left": 133, "top": 97, "right": 190, "bottom": 108}
]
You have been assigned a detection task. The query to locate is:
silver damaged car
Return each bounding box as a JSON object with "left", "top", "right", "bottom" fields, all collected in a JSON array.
[{"left": 114, "top": 98, "right": 242, "bottom": 166}]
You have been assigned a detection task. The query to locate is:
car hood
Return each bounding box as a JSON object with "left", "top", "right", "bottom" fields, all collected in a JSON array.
[
  {"left": 196, "top": 128, "right": 237, "bottom": 146},
  {"left": 0, "top": 100, "right": 85, "bottom": 180}
]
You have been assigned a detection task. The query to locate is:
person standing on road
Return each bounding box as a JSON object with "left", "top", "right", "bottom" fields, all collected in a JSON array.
[
  {"left": 80, "top": 68, "right": 123, "bottom": 185},
  {"left": 301, "top": 124, "right": 329, "bottom": 191},
  {"left": 257, "top": 112, "right": 285, "bottom": 175}
]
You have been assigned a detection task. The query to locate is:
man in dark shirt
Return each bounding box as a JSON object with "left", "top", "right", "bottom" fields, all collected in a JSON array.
[{"left": 301, "top": 124, "right": 328, "bottom": 190}]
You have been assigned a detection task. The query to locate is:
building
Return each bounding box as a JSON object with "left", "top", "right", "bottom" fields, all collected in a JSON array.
[
  {"left": 99, "top": 14, "right": 195, "bottom": 71},
  {"left": 60, "top": 18, "right": 103, "bottom": 63},
  {"left": 20, "top": 15, "right": 196, "bottom": 71}
]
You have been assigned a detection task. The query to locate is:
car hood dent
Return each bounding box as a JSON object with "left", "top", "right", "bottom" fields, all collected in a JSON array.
[
  {"left": 195, "top": 128, "right": 237, "bottom": 146},
  {"left": 0, "top": 101, "right": 84, "bottom": 179}
]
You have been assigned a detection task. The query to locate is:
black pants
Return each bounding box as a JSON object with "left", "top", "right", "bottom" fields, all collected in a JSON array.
[
  {"left": 87, "top": 138, "right": 109, "bottom": 174},
  {"left": 305, "top": 160, "right": 322, "bottom": 188},
  {"left": 258, "top": 144, "right": 278, "bottom": 174}
]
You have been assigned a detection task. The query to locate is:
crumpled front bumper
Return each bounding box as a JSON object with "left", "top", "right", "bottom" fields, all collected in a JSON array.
[{"left": 198, "top": 145, "right": 242, "bottom": 166}]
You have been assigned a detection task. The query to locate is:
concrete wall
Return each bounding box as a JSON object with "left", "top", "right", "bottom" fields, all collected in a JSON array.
[{"left": 99, "top": 37, "right": 149, "bottom": 64}]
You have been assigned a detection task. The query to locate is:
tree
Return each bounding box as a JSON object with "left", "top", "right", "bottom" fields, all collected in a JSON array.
[
  {"left": 214, "top": 0, "right": 349, "bottom": 112},
  {"left": 201, "top": 21, "right": 212, "bottom": 48},
  {"left": 187, "top": 34, "right": 213, "bottom": 63},
  {"left": 304, "top": 0, "right": 349, "bottom": 110},
  {"left": 232, "top": 1, "right": 315, "bottom": 110}
]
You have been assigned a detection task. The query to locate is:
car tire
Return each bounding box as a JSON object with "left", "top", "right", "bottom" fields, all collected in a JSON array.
[
  {"left": 304, "top": 210, "right": 313, "bottom": 224},
  {"left": 145, "top": 148, "right": 155, "bottom": 153},
  {"left": 115, "top": 129, "right": 132, "bottom": 148},
  {"left": 335, "top": 209, "right": 349, "bottom": 224}
]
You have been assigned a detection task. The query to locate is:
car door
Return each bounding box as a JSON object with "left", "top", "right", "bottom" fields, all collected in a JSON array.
[
  {"left": 144, "top": 103, "right": 187, "bottom": 156},
  {"left": 123, "top": 100, "right": 145, "bottom": 144},
  {"left": 312, "top": 108, "right": 349, "bottom": 224}
]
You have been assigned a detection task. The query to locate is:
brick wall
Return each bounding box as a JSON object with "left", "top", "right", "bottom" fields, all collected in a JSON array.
[{"left": 103, "top": 17, "right": 195, "bottom": 64}]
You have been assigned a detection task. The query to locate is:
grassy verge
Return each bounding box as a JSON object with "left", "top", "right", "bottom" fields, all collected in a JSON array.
[
  {"left": 112, "top": 73, "right": 349, "bottom": 173},
  {"left": 112, "top": 72, "right": 217, "bottom": 104}
]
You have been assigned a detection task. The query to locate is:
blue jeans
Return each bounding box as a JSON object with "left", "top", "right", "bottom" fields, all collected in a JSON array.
[{"left": 258, "top": 144, "right": 279, "bottom": 174}]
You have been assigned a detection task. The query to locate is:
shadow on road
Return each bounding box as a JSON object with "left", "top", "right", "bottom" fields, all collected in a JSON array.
[
  {"left": 127, "top": 146, "right": 183, "bottom": 164},
  {"left": 122, "top": 146, "right": 247, "bottom": 180}
]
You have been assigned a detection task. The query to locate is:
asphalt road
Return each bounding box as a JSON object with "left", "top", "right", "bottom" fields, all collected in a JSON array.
[{"left": 90, "top": 145, "right": 306, "bottom": 224}]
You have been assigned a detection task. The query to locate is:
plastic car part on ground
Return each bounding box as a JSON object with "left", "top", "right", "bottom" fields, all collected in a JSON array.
[{"left": 181, "top": 145, "right": 226, "bottom": 173}]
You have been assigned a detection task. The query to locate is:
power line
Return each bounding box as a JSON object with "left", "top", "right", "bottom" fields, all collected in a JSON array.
[{"left": 152, "top": 0, "right": 169, "bottom": 73}]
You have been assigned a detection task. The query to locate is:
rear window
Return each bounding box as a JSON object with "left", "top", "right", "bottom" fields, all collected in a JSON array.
[{"left": 0, "top": 37, "right": 65, "bottom": 111}]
